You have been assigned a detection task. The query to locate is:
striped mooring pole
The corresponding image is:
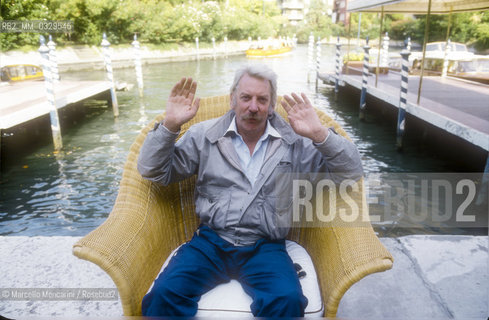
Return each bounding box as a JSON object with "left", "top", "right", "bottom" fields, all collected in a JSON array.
[
  {"left": 101, "top": 33, "right": 119, "bottom": 117},
  {"left": 396, "top": 45, "right": 411, "bottom": 150},
  {"left": 315, "top": 36, "right": 321, "bottom": 91},
  {"left": 359, "top": 37, "right": 370, "bottom": 120},
  {"left": 47, "top": 35, "right": 60, "bottom": 83},
  {"left": 39, "top": 35, "right": 63, "bottom": 150},
  {"left": 131, "top": 34, "right": 144, "bottom": 97},
  {"left": 334, "top": 36, "right": 341, "bottom": 101},
  {"left": 224, "top": 36, "right": 228, "bottom": 58},
  {"left": 195, "top": 37, "right": 200, "bottom": 60},
  {"left": 212, "top": 37, "right": 216, "bottom": 60},
  {"left": 307, "top": 33, "right": 314, "bottom": 83},
  {"left": 442, "top": 39, "right": 451, "bottom": 78},
  {"left": 381, "top": 32, "right": 390, "bottom": 68}
]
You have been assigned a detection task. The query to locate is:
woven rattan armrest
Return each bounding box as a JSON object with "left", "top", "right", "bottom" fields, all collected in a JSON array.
[{"left": 73, "top": 114, "right": 187, "bottom": 315}]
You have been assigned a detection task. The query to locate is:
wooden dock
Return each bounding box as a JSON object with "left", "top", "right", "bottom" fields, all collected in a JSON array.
[
  {"left": 0, "top": 80, "right": 111, "bottom": 130},
  {"left": 319, "top": 70, "right": 489, "bottom": 152}
]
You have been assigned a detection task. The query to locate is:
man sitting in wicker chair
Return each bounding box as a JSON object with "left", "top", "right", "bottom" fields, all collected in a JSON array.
[{"left": 137, "top": 64, "right": 363, "bottom": 317}]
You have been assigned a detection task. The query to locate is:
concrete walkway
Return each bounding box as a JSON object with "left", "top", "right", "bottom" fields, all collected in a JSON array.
[{"left": 0, "top": 235, "right": 487, "bottom": 319}]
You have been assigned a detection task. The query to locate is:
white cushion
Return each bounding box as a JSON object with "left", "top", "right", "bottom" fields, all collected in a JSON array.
[{"left": 149, "top": 240, "right": 323, "bottom": 317}]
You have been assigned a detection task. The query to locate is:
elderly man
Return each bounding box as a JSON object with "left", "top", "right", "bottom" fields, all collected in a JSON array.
[{"left": 137, "top": 64, "right": 362, "bottom": 317}]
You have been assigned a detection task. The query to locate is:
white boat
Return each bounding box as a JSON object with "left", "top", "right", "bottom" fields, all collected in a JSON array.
[
  {"left": 409, "top": 41, "right": 474, "bottom": 70},
  {"left": 451, "top": 55, "right": 489, "bottom": 84}
]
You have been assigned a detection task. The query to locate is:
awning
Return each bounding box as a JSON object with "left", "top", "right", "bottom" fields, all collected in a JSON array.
[{"left": 348, "top": 0, "right": 489, "bottom": 14}]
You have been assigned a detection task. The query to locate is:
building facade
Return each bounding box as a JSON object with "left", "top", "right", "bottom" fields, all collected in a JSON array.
[
  {"left": 332, "top": 0, "right": 349, "bottom": 26},
  {"left": 277, "top": 0, "right": 335, "bottom": 26}
]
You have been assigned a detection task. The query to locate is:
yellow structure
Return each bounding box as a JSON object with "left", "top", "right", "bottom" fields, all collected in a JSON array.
[{"left": 0, "top": 64, "right": 44, "bottom": 82}]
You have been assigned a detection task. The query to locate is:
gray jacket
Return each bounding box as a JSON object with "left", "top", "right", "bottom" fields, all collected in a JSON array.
[{"left": 137, "top": 110, "right": 363, "bottom": 245}]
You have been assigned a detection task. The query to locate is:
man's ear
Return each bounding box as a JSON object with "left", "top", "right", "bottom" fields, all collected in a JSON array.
[{"left": 268, "top": 104, "right": 275, "bottom": 116}]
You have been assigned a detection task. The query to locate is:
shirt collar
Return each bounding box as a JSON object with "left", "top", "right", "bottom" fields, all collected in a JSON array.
[{"left": 225, "top": 116, "right": 281, "bottom": 141}]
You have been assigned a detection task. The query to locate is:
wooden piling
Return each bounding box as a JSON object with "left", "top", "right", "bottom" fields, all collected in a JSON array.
[
  {"left": 307, "top": 33, "right": 314, "bottom": 83},
  {"left": 47, "top": 35, "right": 60, "bottom": 83},
  {"left": 101, "top": 33, "right": 119, "bottom": 117},
  {"left": 195, "top": 37, "right": 200, "bottom": 60},
  {"left": 359, "top": 37, "right": 370, "bottom": 120},
  {"left": 334, "top": 37, "right": 341, "bottom": 101},
  {"left": 131, "top": 34, "right": 144, "bottom": 97},
  {"left": 396, "top": 46, "right": 411, "bottom": 150},
  {"left": 39, "top": 35, "right": 63, "bottom": 151},
  {"left": 315, "top": 36, "right": 321, "bottom": 92}
]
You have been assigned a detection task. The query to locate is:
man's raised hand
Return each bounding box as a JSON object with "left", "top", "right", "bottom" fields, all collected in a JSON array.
[
  {"left": 163, "top": 77, "right": 200, "bottom": 133},
  {"left": 280, "top": 93, "right": 328, "bottom": 144}
]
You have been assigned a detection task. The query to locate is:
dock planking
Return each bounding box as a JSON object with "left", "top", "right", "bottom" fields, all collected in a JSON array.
[
  {"left": 319, "top": 70, "right": 489, "bottom": 152},
  {"left": 0, "top": 80, "right": 112, "bottom": 130}
]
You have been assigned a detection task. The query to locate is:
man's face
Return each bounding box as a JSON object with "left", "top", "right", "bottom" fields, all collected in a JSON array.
[{"left": 232, "top": 73, "right": 272, "bottom": 138}]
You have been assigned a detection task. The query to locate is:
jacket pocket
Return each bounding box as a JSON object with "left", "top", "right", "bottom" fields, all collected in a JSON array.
[
  {"left": 262, "top": 195, "right": 293, "bottom": 239},
  {"left": 195, "top": 185, "right": 231, "bottom": 229}
]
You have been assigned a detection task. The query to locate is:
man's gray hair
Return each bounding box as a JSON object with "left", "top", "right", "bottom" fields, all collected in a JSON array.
[{"left": 230, "top": 64, "right": 278, "bottom": 114}]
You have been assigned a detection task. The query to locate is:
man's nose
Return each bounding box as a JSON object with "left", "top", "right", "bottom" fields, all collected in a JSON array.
[{"left": 249, "top": 98, "right": 259, "bottom": 112}]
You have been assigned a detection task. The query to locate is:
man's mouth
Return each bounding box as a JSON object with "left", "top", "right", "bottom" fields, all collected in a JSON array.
[{"left": 243, "top": 115, "right": 261, "bottom": 122}]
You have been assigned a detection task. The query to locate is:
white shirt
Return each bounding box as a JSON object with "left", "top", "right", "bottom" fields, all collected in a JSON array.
[{"left": 225, "top": 117, "right": 281, "bottom": 186}]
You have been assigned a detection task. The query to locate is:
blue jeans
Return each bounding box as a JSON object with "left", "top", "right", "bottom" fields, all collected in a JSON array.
[{"left": 142, "top": 225, "right": 308, "bottom": 317}]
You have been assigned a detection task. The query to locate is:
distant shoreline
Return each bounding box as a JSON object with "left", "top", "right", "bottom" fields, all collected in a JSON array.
[
  {"left": 0, "top": 40, "right": 251, "bottom": 72},
  {"left": 1, "top": 37, "right": 426, "bottom": 73}
]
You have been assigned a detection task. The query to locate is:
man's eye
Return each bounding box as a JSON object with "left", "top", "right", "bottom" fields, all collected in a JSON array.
[
  {"left": 259, "top": 98, "right": 268, "bottom": 103},
  {"left": 241, "top": 96, "right": 250, "bottom": 101}
]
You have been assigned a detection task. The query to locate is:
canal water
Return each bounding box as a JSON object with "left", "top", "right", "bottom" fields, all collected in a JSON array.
[{"left": 0, "top": 45, "right": 486, "bottom": 236}]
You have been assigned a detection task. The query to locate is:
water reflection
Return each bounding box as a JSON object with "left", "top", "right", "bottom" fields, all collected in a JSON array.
[{"left": 0, "top": 45, "right": 484, "bottom": 236}]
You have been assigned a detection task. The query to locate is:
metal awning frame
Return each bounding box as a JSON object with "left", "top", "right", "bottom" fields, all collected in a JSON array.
[
  {"left": 348, "top": 0, "right": 489, "bottom": 14},
  {"left": 345, "top": 0, "right": 483, "bottom": 103}
]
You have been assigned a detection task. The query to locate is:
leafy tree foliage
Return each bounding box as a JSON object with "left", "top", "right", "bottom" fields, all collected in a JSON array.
[
  {"left": 2, "top": 0, "right": 283, "bottom": 49},
  {"left": 347, "top": 12, "right": 381, "bottom": 41},
  {"left": 381, "top": 12, "right": 489, "bottom": 52},
  {"left": 1, "top": 0, "right": 488, "bottom": 52},
  {"left": 1, "top": 0, "right": 52, "bottom": 50}
]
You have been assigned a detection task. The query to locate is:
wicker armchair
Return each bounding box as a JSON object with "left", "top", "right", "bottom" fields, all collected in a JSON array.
[{"left": 73, "top": 95, "right": 393, "bottom": 317}]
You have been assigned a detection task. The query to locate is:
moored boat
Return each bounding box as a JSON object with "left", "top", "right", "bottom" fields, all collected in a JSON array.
[
  {"left": 246, "top": 38, "right": 293, "bottom": 58},
  {"left": 246, "top": 46, "right": 292, "bottom": 57},
  {"left": 409, "top": 41, "right": 474, "bottom": 71},
  {"left": 1, "top": 64, "right": 44, "bottom": 82},
  {"left": 452, "top": 56, "right": 489, "bottom": 84}
]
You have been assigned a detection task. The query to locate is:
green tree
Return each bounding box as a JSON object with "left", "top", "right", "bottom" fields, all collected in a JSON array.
[
  {"left": 388, "top": 16, "right": 418, "bottom": 41},
  {"left": 0, "top": 0, "right": 52, "bottom": 51},
  {"left": 50, "top": 0, "right": 121, "bottom": 45},
  {"left": 473, "top": 12, "right": 489, "bottom": 50},
  {"left": 347, "top": 12, "right": 383, "bottom": 41},
  {"left": 395, "top": 11, "right": 489, "bottom": 52}
]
